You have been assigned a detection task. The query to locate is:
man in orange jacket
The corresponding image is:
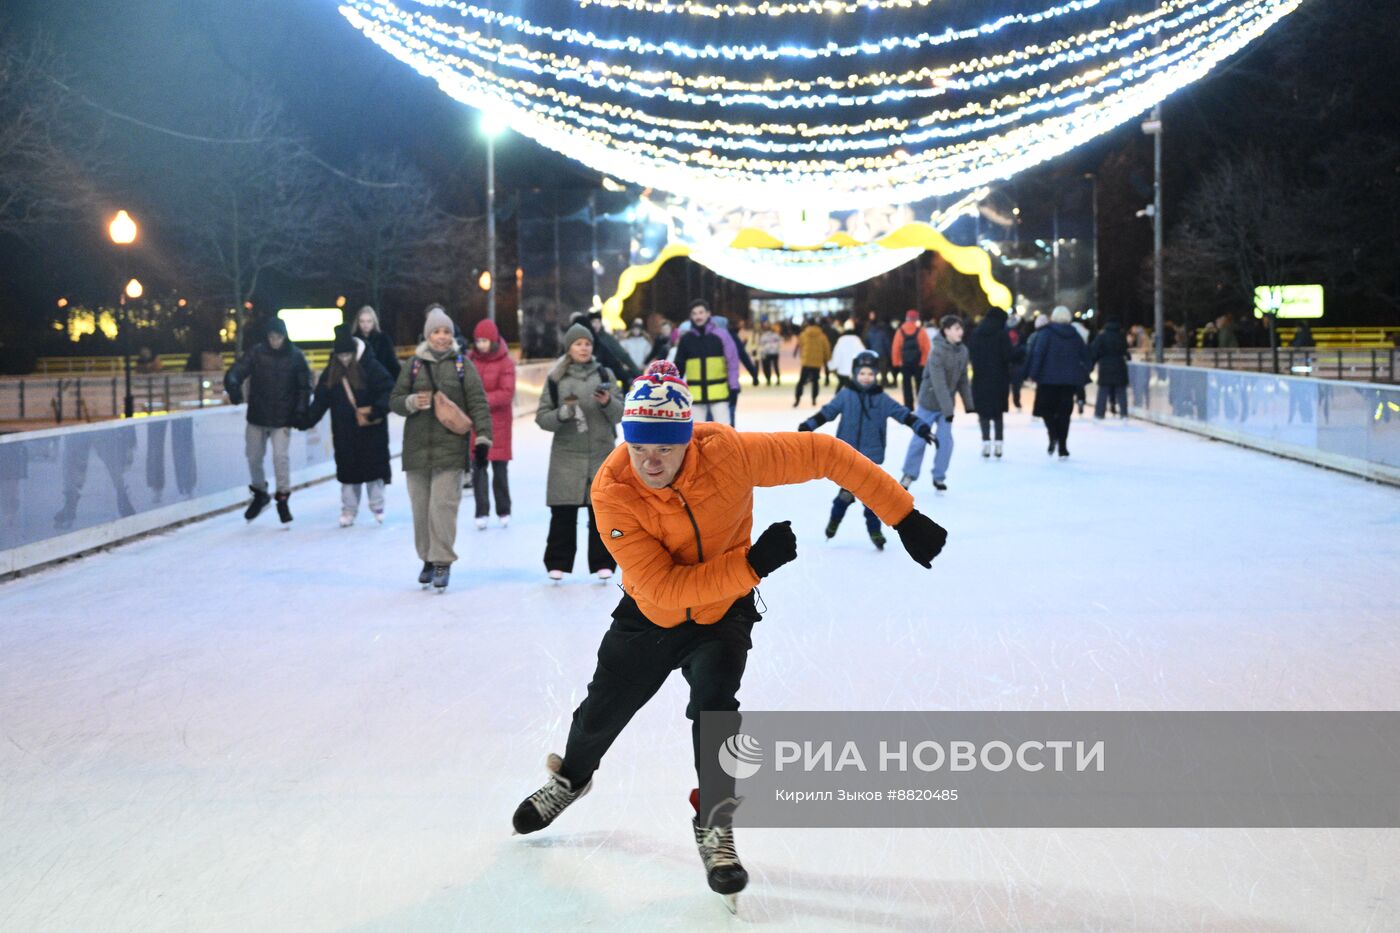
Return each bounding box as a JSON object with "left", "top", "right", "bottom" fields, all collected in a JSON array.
[
  {"left": 891, "top": 309, "right": 932, "bottom": 410},
  {"left": 511, "top": 361, "right": 948, "bottom": 900}
]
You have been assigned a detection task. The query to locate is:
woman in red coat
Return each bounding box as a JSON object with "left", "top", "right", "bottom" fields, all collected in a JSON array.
[{"left": 468, "top": 319, "right": 516, "bottom": 528}]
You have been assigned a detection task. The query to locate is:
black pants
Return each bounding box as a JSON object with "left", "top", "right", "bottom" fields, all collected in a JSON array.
[
  {"left": 472, "top": 461, "right": 511, "bottom": 518},
  {"left": 1037, "top": 384, "right": 1077, "bottom": 454},
  {"left": 545, "top": 504, "right": 615, "bottom": 574},
  {"left": 978, "top": 413, "right": 1004, "bottom": 442},
  {"left": 761, "top": 354, "right": 780, "bottom": 385},
  {"left": 561, "top": 594, "right": 759, "bottom": 825},
  {"left": 900, "top": 366, "right": 923, "bottom": 410},
  {"left": 795, "top": 366, "right": 821, "bottom": 404}
]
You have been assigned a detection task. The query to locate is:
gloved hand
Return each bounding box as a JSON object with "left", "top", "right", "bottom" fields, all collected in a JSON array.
[
  {"left": 797, "top": 419, "right": 815, "bottom": 432},
  {"left": 473, "top": 442, "right": 490, "bottom": 469},
  {"left": 894, "top": 509, "right": 947, "bottom": 568},
  {"left": 914, "top": 421, "right": 934, "bottom": 445},
  {"left": 945, "top": 413, "right": 954, "bottom": 424},
  {"left": 747, "top": 520, "right": 797, "bottom": 578}
]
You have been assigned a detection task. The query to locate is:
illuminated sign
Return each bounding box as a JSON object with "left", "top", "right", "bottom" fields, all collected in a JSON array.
[
  {"left": 277, "top": 308, "right": 343, "bottom": 342},
  {"left": 1253, "top": 285, "right": 1323, "bottom": 320}
]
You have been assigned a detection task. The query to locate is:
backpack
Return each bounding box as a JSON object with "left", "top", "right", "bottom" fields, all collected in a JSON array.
[{"left": 901, "top": 328, "right": 921, "bottom": 367}]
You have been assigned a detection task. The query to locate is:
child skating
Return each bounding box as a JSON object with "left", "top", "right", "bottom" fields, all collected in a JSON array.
[{"left": 797, "top": 350, "right": 934, "bottom": 550}]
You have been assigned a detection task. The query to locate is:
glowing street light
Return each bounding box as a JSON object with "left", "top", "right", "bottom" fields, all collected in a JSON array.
[
  {"left": 125, "top": 278, "right": 144, "bottom": 300},
  {"left": 109, "top": 210, "right": 138, "bottom": 245},
  {"left": 478, "top": 270, "right": 493, "bottom": 292}
]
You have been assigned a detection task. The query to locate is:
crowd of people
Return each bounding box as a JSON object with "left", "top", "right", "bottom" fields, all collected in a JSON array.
[{"left": 221, "top": 299, "right": 1133, "bottom": 588}]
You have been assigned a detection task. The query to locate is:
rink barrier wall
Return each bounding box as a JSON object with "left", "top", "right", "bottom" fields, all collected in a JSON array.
[
  {"left": 0, "top": 362, "right": 554, "bottom": 577},
  {"left": 1126, "top": 363, "right": 1400, "bottom": 487}
]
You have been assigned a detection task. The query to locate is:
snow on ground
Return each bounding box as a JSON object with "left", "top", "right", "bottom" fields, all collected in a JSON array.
[{"left": 3, "top": 383, "right": 1399, "bottom": 931}]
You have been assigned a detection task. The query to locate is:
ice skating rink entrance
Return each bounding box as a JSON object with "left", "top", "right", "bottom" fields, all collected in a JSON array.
[{"left": 3, "top": 384, "right": 1398, "bottom": 930}]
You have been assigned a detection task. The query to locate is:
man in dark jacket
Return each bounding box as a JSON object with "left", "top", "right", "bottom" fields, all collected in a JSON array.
[
  {"left": 582, "top": 311, "right": 641, "bottom": 388},
  {"left": 1027, "top": 309, "right": 1093, "bottom": 458},
  {"left": 1090, "top": 319, "right": 1130, "bottom": 419},
  {"left": 224, "top": 316, "right": 311, "bottom": 522}
]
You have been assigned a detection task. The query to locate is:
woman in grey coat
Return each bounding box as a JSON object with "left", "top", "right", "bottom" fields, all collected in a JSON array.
[
  {"left": 537, "top": 322, "right": 624, "bottom": 580},
  {"left": 900, "top": 314, "right": 974, "bottom": 492}
]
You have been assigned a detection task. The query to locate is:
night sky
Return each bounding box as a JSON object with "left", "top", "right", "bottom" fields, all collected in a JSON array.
[{"left": 2, "top": 0, "right": 1395, "bottom": 349}]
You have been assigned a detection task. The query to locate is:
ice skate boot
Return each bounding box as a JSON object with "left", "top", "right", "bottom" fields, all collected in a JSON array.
[
  {"left": 513, "top": 753, "right": 591, "bottom": 835},
  {"left": 274, "top": 491, "right": 292, "bottom": 524},
  {"left": 244, "top": 486, "right": 271, "bottom": 521},
  {"left": 981, "top": 441, "right": 991, "bottom": 458},
  {"left": 994, "top": 441, "right": 1003, "bottom": 458},
  {"left": 418, "top": 561, "right": 433, "bottom": 588},
  {"left": 870, "top": 529, "right": 886, "bottom": 551},
  {"left": 824, "top": 518, "right": 840, "bottom": 539},
  {"left": 690, "top": 789, "right": 747, "bottom": 913},
  {"left": 431, "top": 563, "right": 450, "bottom": 592}
]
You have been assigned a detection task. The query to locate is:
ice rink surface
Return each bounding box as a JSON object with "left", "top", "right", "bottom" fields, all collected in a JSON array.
[{"left": 4, "top": 384, "right": 1399, "bottom": 931}]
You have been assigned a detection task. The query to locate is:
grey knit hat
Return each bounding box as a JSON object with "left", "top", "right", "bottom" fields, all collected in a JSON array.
[
  {"left": 563, "top": 322, "right": 594, "bottom": 350},
  {"left": 423, "top": 305, "right": 454, "bottom": 340}
]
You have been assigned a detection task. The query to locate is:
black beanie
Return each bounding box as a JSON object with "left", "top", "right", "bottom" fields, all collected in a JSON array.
[{"left": 332, "top": 327, "right": 356, "bottom": 354}]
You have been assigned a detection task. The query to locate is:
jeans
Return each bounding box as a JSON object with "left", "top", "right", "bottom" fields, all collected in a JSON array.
[
  {"left": 472, "top": 461, "right": 511, "bottom": 518},
  {"left": 902, "top": 407, "right": 953, "bottom": 482},
  {"left": 245, "top": 425, "right": 290, "bottom": 493},
  {"left": 341, "top": 479, "right": 385, "bottom": 516},
  {"left": 1095, "top": 384, "right": 1128, "bottom": 418}
]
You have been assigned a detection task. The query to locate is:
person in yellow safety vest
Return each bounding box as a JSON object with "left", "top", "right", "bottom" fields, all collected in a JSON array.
[{"left": 673, "top": 299, "right": 742, "bottom": 425}]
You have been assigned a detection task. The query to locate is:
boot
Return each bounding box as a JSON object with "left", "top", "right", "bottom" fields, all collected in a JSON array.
[
  {"left": 274, "top": 491, "right": 292, "bottom": 523},
  {"left": 869, "top": 529, "right": 886, "bottom": 551},
  {"left": 244, "top": 486, "right": 271, "bottom": 521},
  {"left": 513, "top": 753, "right": 591, "bottom": 834},
  {"left": 431, "top": 562, "right": 451, "bottom": 591},
  {"left": 418, "top": 561, "right": 433, "bottom": 586},
  {"left": 693, "top": 796, "right": 748, "bottom": 898},
  {"left": 824, "top": 518, "right": 840, "bottom": 539}
]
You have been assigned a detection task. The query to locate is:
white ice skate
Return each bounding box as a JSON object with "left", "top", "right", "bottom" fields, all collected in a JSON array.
[
  {"left": 475, "top": 517, "right": 488, "bottom": 530},
  {"left": 339, "top": 512, "right": 354, "bottom": 528}
]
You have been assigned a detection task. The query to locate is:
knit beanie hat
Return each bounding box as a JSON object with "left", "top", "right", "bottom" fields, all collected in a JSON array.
[
  {"left": 332, "top": 326, "right": 357, "bottom": 354},
  {"left": 622, "top": 361, "right": 693, "bottom": 444},
  {"left": 563, "top": 322, "right": 594, "bottom": 350},
  {"left": 423, "top": 305, "right": 454, "bottom": 340},
  {"left": 473, "top": 318, "right": 500, "bottom": 342}
]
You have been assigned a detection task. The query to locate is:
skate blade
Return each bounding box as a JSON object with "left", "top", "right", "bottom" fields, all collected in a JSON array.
[{"left": 722, "top": 893, "right": 738, "bottom": 915}]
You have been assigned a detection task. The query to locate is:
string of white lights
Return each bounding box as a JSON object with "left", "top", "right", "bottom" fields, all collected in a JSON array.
[
  {"left": 355, "top": 0, "right": 1220, "bottom": 110},
  {"left": 347, "top": 1, "right": 1267, "bottom": 153},
  {"left": 576, "top": 0, "right": 959, "bottom": 18},
  {"left": 340, "top": 0, "right": 1301, "bottom": 207}
]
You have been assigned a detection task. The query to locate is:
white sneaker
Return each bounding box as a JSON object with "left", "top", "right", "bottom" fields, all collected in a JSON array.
[
  {"left": 499, "top": 515, "right": 511, "bottom": 528},
  {"left": 475, "top": 517, "right": 488, "bottom": 530},
  {"left": 596, "top": 568, "right": 613, "bottom": 581},
  {"left": 339, "top": 513, "right": 354, "bottom": 527},
  {"left": 548, "top": 570, "right": 564, "bottom": 582}
]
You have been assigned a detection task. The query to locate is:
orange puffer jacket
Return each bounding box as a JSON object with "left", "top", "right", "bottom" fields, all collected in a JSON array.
[{"left": 591, "top": 422, "right": 915, "bottom": 627}]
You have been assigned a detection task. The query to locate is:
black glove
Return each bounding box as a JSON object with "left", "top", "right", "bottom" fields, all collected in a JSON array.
[
  {"left": 894, "top": 509, "right": 947, "bottom": 568},
  {"left": 797, "top": 412, "right": 827, "bottom": 432},
  {"left": 473, "top": 442, "right": 490, "bottom": 469},
  {"left": 747, "top": 520, "right": 797, "bottom": 578},
  {"left": 913, "top": 421, "right": 934, "bottom": 445},
  {"left": 944, "top": 413, "right": 953, "bottom": 424},
  {"left": 797, "top": 419, "right": 815, "bottom": 432}
]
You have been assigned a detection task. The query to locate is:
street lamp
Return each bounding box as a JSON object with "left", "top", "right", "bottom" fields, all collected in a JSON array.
[
  {"left": 480, "top": 109, "right": 507, "bottom": 323},
  {"left": 109, "top": 210, "right": 139, "bottom": 417},
  {"left": 1141, "top": 107, "right": 1164, "bottom": 362}
]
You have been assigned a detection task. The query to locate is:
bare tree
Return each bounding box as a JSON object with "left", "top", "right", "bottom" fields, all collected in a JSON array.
[
  {"left": 161, "top": 85, "right": 333, "bottom": 351},
  {"left": 0, "top": 35, "right": 107, "bottom": 241},
  {"left": 327, "top": 152, "right": 482, "bottom": 336}
]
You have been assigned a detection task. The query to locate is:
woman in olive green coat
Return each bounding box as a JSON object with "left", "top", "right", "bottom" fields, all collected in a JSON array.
[
  {"left": 536, "top": 322, "right": 624, "bottom": 581},
  {"left": 390, "top": 305, "right": 493, "bottom": 591}
]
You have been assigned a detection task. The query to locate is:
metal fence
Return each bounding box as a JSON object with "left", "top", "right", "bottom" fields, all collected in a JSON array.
[
  {"left": 0, "top": 374, "right": 230, "bottom": 423},
  {"left": 1131, "top": 348, "right": 1399, "bottom": 384}
]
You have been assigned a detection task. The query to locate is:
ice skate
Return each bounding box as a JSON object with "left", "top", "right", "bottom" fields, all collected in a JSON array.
[
  {"left": 431, "top": 563, "right": 450, "bottom": 592},
  {"left": 824, "top": 518, "right": 840, "bottom": 539},
  {"left": 981, "top": 441, "right": 991, "bottom": 458},
  {"left": 933, "top": 480, "right": 948, "bottom": 492},
  {"left": 870, "top": 529, "right": 886, "bottom": 551},
  {"left": 898, "top": 473, "right": 915, "bottom": 489},
  {"left": 339, "top": 512, "right": 354, "bottom": 528},
  {"left": 994, "top": 441, "right": 1003, "bottom": 458},
  {"left": 418, "top": 561, "right": 433, "bottom": 588},
  {"left": 499, "top": 514, "right": 511, "bottom": 528},
  {"left": 596, "top": 568, "right": 613, "bottom": 581},
  {"left": 372, "top": 510, "right": 384, "bottom": 524},
  {"left": 244, "top": 486, "right": 271, "bottom": 522},
  {"left": 274, "top": 491, "right": 293, "bottom": 524},
  {"left": 547, "top": 569, "right": 564, "bottom": 582},
  {"left": 512, "top": 753, "right": 591, "bottom": 835},
  {"left": 690, "top": 790, "right": 747, "bottom": 913},
  {"left": 475, "top": 517, "right": 488, "bottom": 530}
]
